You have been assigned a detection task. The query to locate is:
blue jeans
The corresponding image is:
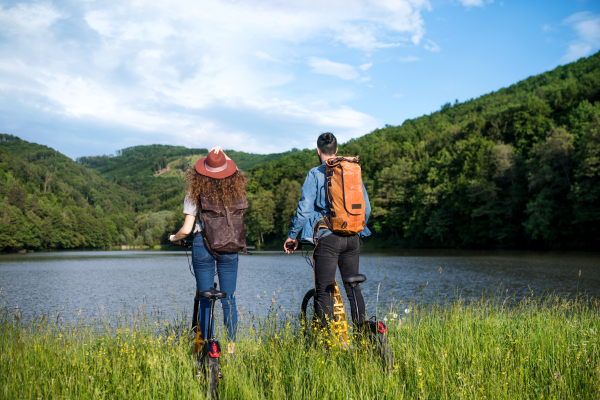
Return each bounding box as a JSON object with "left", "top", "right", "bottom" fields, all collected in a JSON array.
[{"left": 191, "top": 233, "right": 238, "bottom": 341}]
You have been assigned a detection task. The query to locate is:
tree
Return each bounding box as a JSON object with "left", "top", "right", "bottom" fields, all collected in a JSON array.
[
  {"left": 8, "top": 181, "right": 27, "bottom": 210},
  {"left": 245, "top": 188, "right": 275, "bottom": 248},
  {"left": 524, "top": 127, "right": 575, "bottom": 245},
  {"left": 571, "top": 115, "right": 600, "bottom": 247},
  {"left": 275, "top": 179, "right": 302, "bottom": 236}
]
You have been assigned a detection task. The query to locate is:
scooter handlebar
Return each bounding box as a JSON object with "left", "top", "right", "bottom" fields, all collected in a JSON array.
[
  {"left": 285, "top": 240, "right": 314, "bottom": 251},
  {"left": 169, "top": 239, "right": 192, "bottom": 248},
  {"left": 170, "top": 240, "right": 253, "bottom": 252}
]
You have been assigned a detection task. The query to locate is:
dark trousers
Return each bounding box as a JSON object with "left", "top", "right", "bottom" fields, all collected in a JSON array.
[{"left": 313, "top": 233, "right": 365, "bottom": 328}]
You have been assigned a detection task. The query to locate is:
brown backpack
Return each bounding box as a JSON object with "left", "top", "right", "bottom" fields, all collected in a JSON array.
[
  {"left": 199, "top": 194, "right": 248, "bottom": 255},
  {"left": 323, "top": 156, "right": 366, "bottom": 235}
]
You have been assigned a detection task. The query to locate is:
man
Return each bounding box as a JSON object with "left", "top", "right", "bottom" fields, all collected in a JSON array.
[{"left": 284, "top": 132, "right": 371, "bottom": 329}]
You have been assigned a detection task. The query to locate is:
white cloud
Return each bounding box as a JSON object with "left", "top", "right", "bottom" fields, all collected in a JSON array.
[
  {"left": 561, "top": 12, "right": 600, "bottom": 63},
  {"left": 334, "top": 23, "right": 406, "bottom": 50},
  {"left": 309, "top": 57, "right": 361, "bottom": 80},
  {"left": 0, "top": 3, "right": 64, "bottom": 35},
  {"left": 456, "top": 0, "right": 484, "bottom": 7},
  {"left": 562, "top": 43, "right": 593, "bottom": 63},
  {"left": 423, "top": 39, "right": 441, "bottom": 52},
  {"left": 255, "top": 51, "right": 281, "bottom": 63},
  {"left": 400, "top": 55, "right": 419, "bottom": 62},
  {"left": 0, "top": 0, "right": 433, "bottom": 154},
  {"left": 566, "top": 12, "right": 600, "bottom": 42}
]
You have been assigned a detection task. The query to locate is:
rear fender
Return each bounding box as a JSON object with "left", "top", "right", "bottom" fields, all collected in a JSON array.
[
  {"left": 207, "top": 339, "right": 221, "bottom": 358},
  {"left": 367, "top": 320, "right": 388, "bottom": 334}
]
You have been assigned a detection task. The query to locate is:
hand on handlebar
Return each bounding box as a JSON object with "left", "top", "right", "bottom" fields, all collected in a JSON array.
[
  {"left": 169, "top": 234, "right": 181, "bottom": 246},
  {"left": 284, "top": 238, "right": 298, "bottom": 254}
]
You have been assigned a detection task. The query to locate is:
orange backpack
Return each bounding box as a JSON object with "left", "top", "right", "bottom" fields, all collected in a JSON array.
[{"left": 323, "top": 156, "right": 366, "bottom": 235}]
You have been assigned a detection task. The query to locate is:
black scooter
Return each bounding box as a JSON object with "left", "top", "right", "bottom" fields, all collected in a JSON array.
[{"left": 172, "top": 239, "right": 253, "bottom": 398}]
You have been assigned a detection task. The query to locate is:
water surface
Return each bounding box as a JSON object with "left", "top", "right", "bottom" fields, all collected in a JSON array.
[{"left": 1, "top": 249, "right": 599, "bottom": 321}]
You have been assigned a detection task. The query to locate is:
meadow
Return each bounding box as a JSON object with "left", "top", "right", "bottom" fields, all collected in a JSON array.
[{"left": 1, "top": 292, "right": 599, "bottom": 399}]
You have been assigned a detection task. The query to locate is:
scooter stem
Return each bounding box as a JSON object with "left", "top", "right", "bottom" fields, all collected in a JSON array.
[
  {"left": 207, "top": 299, "right": 216, "bottom": 340},
  {"left": 351, "top": 286, "right": 360, "bottom": 325}
]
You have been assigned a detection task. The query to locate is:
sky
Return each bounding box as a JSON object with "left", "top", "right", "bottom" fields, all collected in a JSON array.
[{"left": 1, "top": 0, "right": 599, "bottom": 159}]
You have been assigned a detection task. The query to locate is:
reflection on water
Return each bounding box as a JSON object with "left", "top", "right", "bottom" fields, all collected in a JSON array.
[{"left": 1, "top": 249, "right": 599, "bottom": 321}]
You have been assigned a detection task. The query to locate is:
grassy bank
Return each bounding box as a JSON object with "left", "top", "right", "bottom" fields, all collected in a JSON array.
[{"left": 1, "top": 294, "right": 599, "bottom": 399}]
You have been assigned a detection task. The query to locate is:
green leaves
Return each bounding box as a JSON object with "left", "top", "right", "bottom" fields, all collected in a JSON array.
[
  {"left": 275, "top": 179, "right": 302, "bottom": 236},
  {"left": 3, "top": 52, "right": 600, "bottom": 251},
  {"left": 245, "top": 188, "right": 276, "bottom": 248},
  {"left": 242, "top": 51, "right": 600, "bottom": 250}
]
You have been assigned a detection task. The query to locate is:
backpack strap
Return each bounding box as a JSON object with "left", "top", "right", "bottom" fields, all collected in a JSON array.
[
  {"left": 319, "top": 210, "right": 333, "bottom": 231},
  {"left": 325, "top": 155, "right": 360, "bottom": 167},
  {"left": 197, "top": 197, "right": 205, "bottom": 232},
  {"left": 313, "top": 212, "right": 331, "bottom": 244},
  {"left": 198, "top": 195, "right": 221, "bottom": 258},
  {"left": 324, "top": 164, "right": 336, "bottom": 223},
  {"left": 324, "top": 165, "right": 333, "bottom": 204},
  {"left": 203, "top": 236, "right": 221, "bottom": 258},
  {"left": 224, "top": 205, "right": 232, "bottom": 227}
]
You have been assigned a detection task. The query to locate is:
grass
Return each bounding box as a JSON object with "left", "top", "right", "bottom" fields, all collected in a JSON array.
[{"left": 1, "top": 293, "right": 599, "bottom": 399}]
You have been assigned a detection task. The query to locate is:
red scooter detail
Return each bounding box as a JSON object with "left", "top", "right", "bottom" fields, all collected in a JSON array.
[{"left": 208, "top": 340, "right": 221, "bottom": 358}]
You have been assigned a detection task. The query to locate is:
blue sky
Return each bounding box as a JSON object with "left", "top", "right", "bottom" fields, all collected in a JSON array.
[{"left": 0, "top": 0, "right": 599, "bottom": 159}]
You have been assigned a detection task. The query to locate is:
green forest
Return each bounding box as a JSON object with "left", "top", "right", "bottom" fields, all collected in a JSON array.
[
  {"left": 0, "top": 138, "right": 295, "bottom": 251},
  {"left": 245, "top": 52, "right": 600, "bottom": 250},
  {"left": 1, "top": 51, "right": 599, "bottom": 252}
]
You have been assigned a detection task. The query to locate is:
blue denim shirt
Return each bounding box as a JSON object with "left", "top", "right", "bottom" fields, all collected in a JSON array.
[{"left": 287, "top": 160, "right": 371, "bottom": 243}]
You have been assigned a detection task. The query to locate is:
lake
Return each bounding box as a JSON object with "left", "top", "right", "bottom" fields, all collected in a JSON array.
[{"left": 1, "top": 249, "right": 599, "bottom": 322}]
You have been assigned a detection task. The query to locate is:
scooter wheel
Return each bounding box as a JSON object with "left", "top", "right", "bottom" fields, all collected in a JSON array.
[
  {"left": 370, "top": 330, "right": 393, "bottom": 374},
  {"left": 207, "top": 356, "right": 219, "bottom": 399},
  {"left": 300, "top": 288, "right": 316, "bottom": 334}
]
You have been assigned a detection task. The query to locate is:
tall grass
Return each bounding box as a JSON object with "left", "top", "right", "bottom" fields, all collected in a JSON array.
[{"left": 1, "top": 293, "right": 599, "bottom": 399}]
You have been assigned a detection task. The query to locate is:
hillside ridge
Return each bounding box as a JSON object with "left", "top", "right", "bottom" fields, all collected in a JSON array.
[
  {"left": 243, "top": 51, "right": 600, "bottom": 249},
  {"left": 2, "top": 51, "right": 599, "bottom": 251}
]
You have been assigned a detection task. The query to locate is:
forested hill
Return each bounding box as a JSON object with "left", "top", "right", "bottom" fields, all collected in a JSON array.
[
  {"left": 244, "top": 51, "right": 600, "bottom": 250},
  {"left": 0, "top": 135, "right": 141, "bottom": 250},
  {"left": 76, "top": 144, "right": 300, "bottom": 215},
  {"left": 2, "top": 52, "right": 599, "bottom": 252},
  {"left": 0, "top": 138, "right": 300, "bottom": 252},
  {"left": 77, "top": 145, "right": 211, "bottom": 214},
  {"left": 77, "top": 144, "right": 298, "bottom": 178},
  {"left": 77, "top": 145, "right": 208, "bottom": 179}
]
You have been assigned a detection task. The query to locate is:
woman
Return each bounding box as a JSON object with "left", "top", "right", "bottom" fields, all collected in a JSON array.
[{"left": 169, "top": 146, "right": 248, "bottom": 356}]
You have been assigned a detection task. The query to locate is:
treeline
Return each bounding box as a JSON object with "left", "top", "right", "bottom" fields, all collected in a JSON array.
[
  {"left": 0, "top": 135, "right": 183, "bottom": 251},
  {"left": 244, "top": 52, "right": 600, "bottom": 250},
  {"left": 0, "top": 139, "right": 301, "bottom": 251},
  {"left": 224, "top": 148, "right": 301, "bottom": 171},
  {"left": 76, "top": 145, "right": 208, "bottom": 176},
  {"left": 77, "top": 145, "right": 211, "bottom": 215},
  {"left": 78, "top": 144, "right": 301, "bottom": 218},
  {"left": 3, "top": 52, "right": 600, "bottom": 252}
]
